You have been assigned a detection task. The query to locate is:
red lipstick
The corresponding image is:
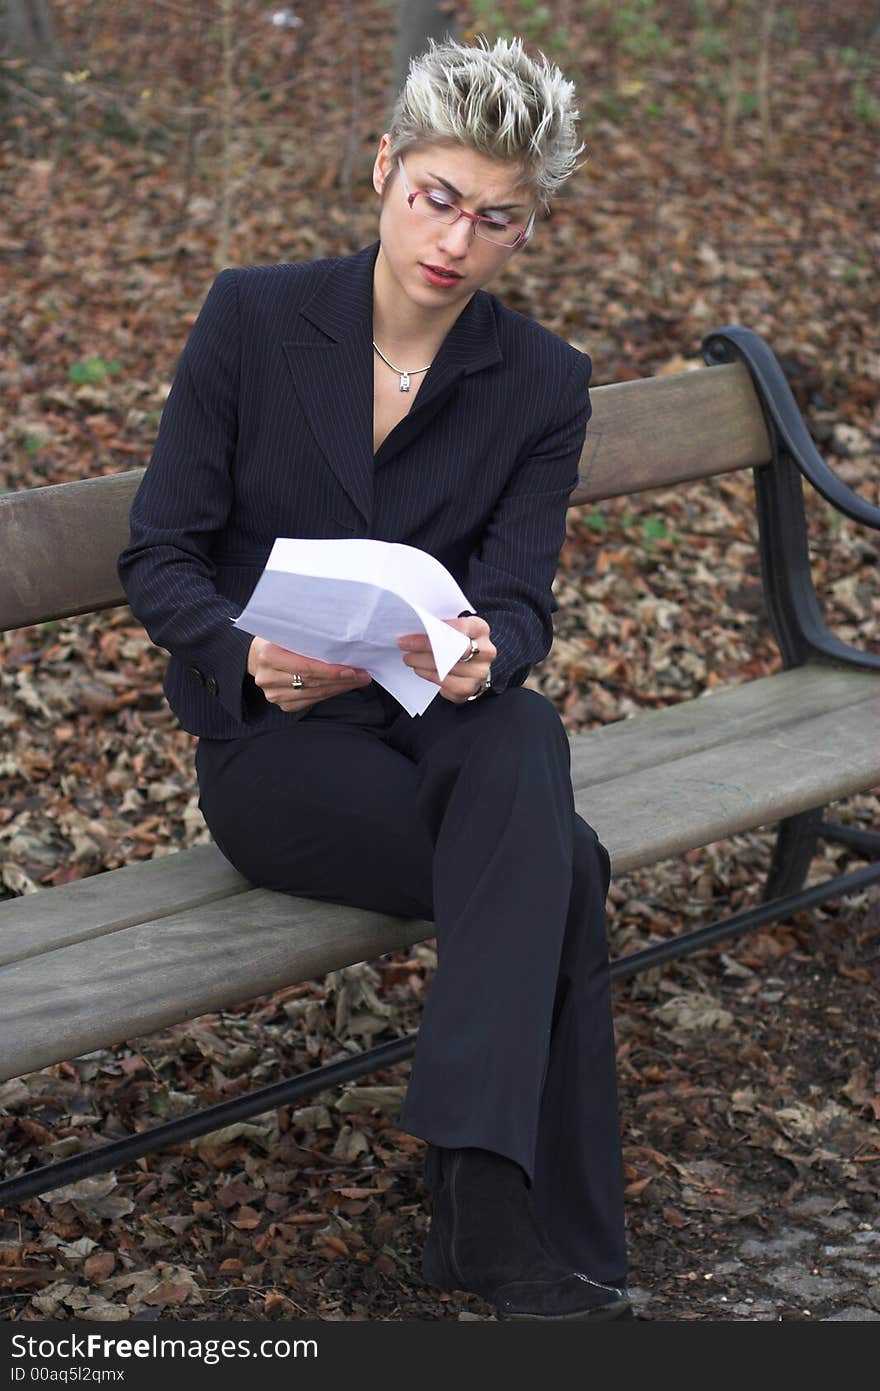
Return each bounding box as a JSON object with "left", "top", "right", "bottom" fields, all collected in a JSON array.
[{"left": 420, "top": 263, "right": 463, "bottom": 288}]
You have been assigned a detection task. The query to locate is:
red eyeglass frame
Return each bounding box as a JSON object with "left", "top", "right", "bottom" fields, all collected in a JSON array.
[{"left": 396, "top": 157, "right": 537, "bottom": 249}]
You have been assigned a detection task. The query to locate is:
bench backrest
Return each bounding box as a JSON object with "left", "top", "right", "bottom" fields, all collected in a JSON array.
[{"left": 0, "top": 360, "right": 770, "bottom": 633}]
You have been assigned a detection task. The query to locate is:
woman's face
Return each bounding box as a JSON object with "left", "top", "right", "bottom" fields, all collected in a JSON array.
[{"left": 372, "top": 136, "right": 536, "bottom": 314}]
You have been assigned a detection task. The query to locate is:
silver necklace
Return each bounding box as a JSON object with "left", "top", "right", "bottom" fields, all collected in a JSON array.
[{"left": 372, "top": 340, "right": 433, "bottom": 393}]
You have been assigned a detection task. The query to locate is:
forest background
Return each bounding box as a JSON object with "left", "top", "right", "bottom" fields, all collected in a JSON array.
[{"left": 1, "top": 0, "right": 879, "bottom": 1322}]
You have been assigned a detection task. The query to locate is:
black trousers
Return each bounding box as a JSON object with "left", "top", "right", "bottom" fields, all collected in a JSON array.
[{"left": 195, "top": 682, "right": 627, "bottom": 1285}]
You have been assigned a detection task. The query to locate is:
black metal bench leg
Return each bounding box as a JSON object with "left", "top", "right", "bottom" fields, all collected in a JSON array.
[{"left": 762, "top": 807, "right": 824, "bottom": 904}]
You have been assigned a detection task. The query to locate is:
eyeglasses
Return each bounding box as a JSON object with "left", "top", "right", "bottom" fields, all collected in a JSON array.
[{"left": 396, "top": 158, "right": 536, "bottom": 249}]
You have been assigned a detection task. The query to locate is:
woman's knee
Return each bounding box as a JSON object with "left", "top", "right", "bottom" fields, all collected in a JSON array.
[
  {"left": 573, "top": 816, "right": 612, "bottom": 902},
  {"left": 473, "top": 686, "right": 571, "bottom": 760},
  {"left": 500, "top": 685, "right": 567, "bottom": 732},
  {"left": 554, "top": 818, "right": 613, "bottom": 989}
]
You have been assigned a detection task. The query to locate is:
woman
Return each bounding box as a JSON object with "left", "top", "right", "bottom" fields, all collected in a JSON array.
[{"left": 118, "top": 36, "right": 631, "bottom": 1321}]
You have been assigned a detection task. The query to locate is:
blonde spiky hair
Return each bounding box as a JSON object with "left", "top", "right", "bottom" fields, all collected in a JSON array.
[{"left": 386, "top": 35, "right": 586, "bottom": 211}]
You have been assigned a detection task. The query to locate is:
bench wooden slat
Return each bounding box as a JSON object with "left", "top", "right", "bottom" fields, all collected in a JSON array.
[
  {"left": 2, "top": 663, "right": 876, "bottom": 972},
  {"left": 572, "top": 360, "right": 770, "bottom": 504},
  {"left": 570, "top": 662, "right": 880, "bottom": 789},
  {"left": 0, "top": 364, "right": 769, "bottom": 631},
  {"left": 2, "top": 682, "right": 876, "bottom": 1081},
  {"left": 0, "top": 469, "right": 142, "bottom": 631},
  {"left": 584, "top": 694, "right": 880, "bottom": 872},
  {"left": 0, "top": 844, "right": 247, "bottom": 968},
  {"left": 0, "top": 893, "right": 430, "bottom": 1082}
]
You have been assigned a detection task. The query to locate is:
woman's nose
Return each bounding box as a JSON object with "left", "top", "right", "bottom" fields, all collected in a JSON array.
[{"left": 436, "top": 215, "right": 475, "bottom": 258}]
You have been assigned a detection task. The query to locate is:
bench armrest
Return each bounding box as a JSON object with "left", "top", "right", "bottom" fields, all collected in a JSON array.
[
  {"left": 704, "top": 327, "right": 880, "bottom": 530},
  {"left": 702, "top": 326, "right": 880, "bottom": 673}
]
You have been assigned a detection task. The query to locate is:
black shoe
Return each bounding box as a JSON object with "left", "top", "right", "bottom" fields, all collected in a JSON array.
[{"left": 421, "top": 1145, "right": 631, "bottom": 1321}]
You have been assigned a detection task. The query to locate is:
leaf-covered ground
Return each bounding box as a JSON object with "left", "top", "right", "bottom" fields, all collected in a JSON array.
[{"left": 1, "top": 0, "right": 878, "bottom": 1321}]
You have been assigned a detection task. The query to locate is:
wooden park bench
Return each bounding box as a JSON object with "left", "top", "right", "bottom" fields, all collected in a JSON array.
[{"left": 2, "top": 325, "right": 879, "bottom": 1208}]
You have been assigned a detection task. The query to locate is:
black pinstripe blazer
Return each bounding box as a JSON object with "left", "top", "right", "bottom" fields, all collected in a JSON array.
[{"left": 117, "top": 239, "right": 592, "bottom": 738}]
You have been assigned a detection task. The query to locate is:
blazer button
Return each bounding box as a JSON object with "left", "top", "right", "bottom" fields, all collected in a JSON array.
[
  {"left": 206, "top": 675, "right": 219, "bottom": 698},
  {"left": 187, "top": 665, "right": 206, "bottom": 686}
]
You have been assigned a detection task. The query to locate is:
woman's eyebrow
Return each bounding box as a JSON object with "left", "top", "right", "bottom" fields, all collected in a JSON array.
[{"left": 425, "top": 171, "right": 524, "bottom": 212}]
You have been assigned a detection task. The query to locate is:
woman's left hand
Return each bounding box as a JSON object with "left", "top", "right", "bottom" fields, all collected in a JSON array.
[{"left": 398, "top": 615, "right": 496, "bottom": 704}]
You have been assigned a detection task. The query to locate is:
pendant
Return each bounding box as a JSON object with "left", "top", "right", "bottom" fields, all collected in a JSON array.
[{"left": 399, "top": 371, "right": 410, "bottom": 392}]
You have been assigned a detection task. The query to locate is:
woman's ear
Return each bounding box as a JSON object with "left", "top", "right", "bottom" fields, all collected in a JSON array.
[{"left": 372, "top": 132, "right": 392, "bottom": 196}]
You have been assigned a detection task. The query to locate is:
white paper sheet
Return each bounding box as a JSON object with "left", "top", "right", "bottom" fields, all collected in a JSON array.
[{"left": 232, "top": 537, "right": 476, "bottom": 716}]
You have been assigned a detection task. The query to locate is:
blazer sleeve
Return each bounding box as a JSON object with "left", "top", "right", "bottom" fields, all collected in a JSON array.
[
  {"left": 117, "top": 269, "right": 257, "bottom": 725},
  {"left": 459, "top": 349, "right": 591, "bottom": 696}
]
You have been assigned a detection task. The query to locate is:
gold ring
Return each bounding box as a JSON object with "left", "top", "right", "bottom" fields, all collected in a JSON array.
[{"left": 291, "top": 674, "right": 304, "bottom": 689}]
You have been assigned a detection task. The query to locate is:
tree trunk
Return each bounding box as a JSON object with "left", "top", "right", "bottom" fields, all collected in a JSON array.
[
  {"left": 757, "top": 0, "right": 777, "bottom": 163},
  {"left": 386, "top": 0, "right": 459, "bottom": 129},
  {"left": 2, "top": 0, "right": 64, "bottom": 149},
  {"left": 338, "top": 0, "right": 362, "bottom": 240},
  {"left": 2, "top": 0, "right": 60, "bottom": 62},
  {"left": 216, "top": 0, "right": 234, "bottom": 270},
  {"left": 722, "top": 1, "right": 747, "bottom": 156}
]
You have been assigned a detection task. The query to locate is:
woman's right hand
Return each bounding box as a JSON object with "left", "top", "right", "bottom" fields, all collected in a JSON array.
[{"left": 247, "top": 637, "right": 372, "bottom": 713}]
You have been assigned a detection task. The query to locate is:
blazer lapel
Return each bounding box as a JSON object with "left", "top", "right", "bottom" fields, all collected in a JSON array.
[
  {"left": 282, "top": 240, "right": 504, "bottom": 523},
  {"left": 282, "top": 242, "right": 378, "bottom": 529},
  {"left": 375, "top": 287, "right": 502, "bottom": 469}
]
